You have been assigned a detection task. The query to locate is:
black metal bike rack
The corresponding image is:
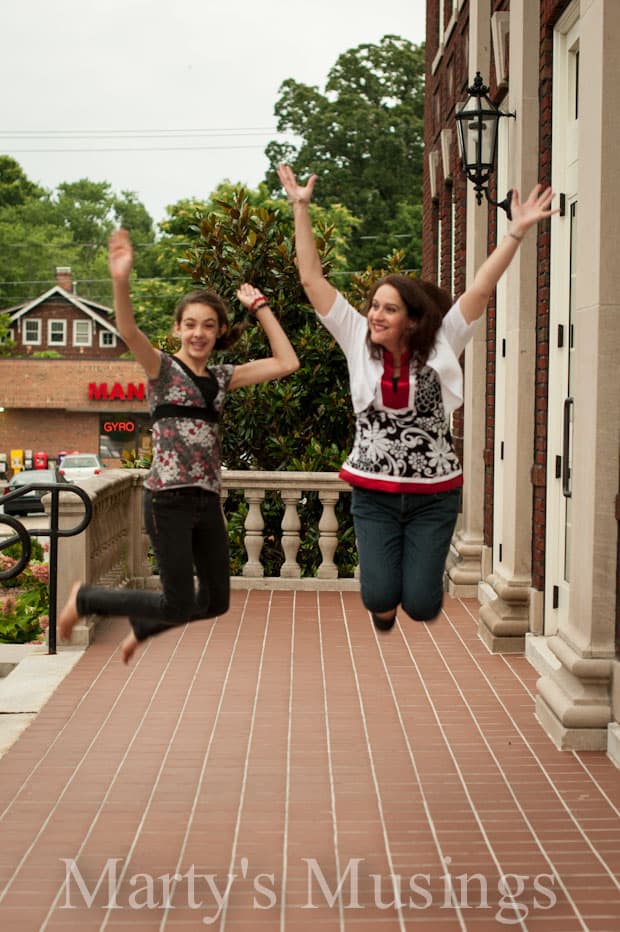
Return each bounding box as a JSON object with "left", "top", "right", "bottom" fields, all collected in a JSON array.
[{"left": 0, "top": 483, "right": 93, "bottom": 654}]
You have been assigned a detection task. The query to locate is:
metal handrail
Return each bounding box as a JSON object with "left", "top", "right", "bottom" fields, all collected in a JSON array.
[{"left": 0, "top": 483, "right": 93, "bottom": 654}]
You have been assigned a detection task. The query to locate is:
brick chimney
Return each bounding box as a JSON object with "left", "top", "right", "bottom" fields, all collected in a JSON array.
[{"left": 55, "top": 266, "right": 73, "bottom": 292}]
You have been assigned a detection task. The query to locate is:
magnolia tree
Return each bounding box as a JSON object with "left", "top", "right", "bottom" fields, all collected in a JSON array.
[{"left": 176, "top": 185, "right": 405, "bottom": 576}]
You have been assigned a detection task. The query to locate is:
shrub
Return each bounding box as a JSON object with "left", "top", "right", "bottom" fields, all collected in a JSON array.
[{"left": 0, "top": 555, "right": 48, "bottom": 643}]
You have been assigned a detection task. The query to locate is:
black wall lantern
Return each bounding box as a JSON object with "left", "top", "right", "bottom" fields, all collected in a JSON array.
[{"left": 455, "top": 72, "right": 516, "bottom": 218}]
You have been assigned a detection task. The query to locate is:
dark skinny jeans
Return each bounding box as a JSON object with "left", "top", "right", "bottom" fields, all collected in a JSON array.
[
  {"left": 76, "top": 487, "right": 230, "bottom": 641},
  {"left": 351, "top": 486, "right": 461, "bottom": 621}
]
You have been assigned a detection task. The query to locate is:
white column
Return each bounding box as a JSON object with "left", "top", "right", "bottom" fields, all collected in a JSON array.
[
  {"left": 242, "top": 489, "right": 265, "bottom": 578},
  {"left": 478, "top": 0, "right": 541, "bottom": 652},
  {"left": 536, "top": 0, "right": 619, "bottom": 751},
  {"left": 280, "top": 490, "right": 301, "bottom": 578}
]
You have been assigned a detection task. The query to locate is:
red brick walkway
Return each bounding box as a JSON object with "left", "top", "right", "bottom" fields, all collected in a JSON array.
[{"left": 0, "top": 590, "right": 619, "bottom": 931}]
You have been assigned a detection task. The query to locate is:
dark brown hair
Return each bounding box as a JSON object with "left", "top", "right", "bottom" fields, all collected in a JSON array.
[
  {"left": 364, "top": 274, "right": 452, "bottom": 367},
  {"left": 173, "top": 289, "right": 248, "bottom": 350}
]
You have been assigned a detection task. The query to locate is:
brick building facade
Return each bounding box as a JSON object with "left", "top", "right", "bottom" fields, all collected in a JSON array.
[
  {"left": 0, "top": 269, "right": 150, "bottom": 475},
  {"left": 423, "top": 0, "right": 620, "bottom": 759}
]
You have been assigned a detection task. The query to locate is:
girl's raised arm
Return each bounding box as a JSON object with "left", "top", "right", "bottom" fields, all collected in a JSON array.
[
  {"left": 228, "top": 284, "right": 299, "bottom": 390},
  {"left": 109, "top": 229, "right": 161, "bottom": 379}
]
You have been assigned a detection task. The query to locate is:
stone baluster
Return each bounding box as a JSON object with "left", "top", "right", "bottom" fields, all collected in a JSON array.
[
  {"left": 242, "top": 488, "right": 265, "bottom": 577},
  {"left": 280, "top": 490, "right": 301, "bottom": 578},
  {"left": 317, "top": 490, "right": 339, "bottom": 579}
]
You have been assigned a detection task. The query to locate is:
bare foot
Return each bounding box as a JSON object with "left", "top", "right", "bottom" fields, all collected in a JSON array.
[
  {"left": 58, "top": 582, "right": 82, "bottom": 640},
  {"left": 120, "top": 631, "right": 139, "bottom": 665}
]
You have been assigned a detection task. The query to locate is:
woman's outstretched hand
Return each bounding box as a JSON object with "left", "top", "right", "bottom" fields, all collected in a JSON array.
[
  {"left": 277, "top": 164, "right": 317, "bottom": 206},
  {"left": 509, "top": 184, "right": 559, "bottom": 237}
]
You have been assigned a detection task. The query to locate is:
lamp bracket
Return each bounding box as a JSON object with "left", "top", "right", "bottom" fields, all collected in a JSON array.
[{"left": 485, "top": 188, "right": 513, "bottom": 220}]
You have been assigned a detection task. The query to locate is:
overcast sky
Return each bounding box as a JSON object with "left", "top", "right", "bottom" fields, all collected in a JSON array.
[{"left": 2, "top": 1, "right": 426, "bottom": 229}]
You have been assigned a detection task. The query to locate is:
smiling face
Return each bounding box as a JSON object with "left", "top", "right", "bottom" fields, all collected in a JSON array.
[
  {"left": 367, "top": 283, "right": 415, "bottom": 356},
  {"left": 174, "top": 302, "right": 224, "bottom": 368}
]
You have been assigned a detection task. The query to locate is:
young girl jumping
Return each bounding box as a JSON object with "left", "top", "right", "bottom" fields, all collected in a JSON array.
[{"left": 59, "top": 228, "right": 299, "bottom": 662}]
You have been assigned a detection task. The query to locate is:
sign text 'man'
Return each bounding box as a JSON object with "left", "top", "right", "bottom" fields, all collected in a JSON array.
[{"left": 88, "top": 382, "right": 146, "bottom": 402}]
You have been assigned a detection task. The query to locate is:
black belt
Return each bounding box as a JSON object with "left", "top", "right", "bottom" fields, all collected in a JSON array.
[
  {"left": 151, "top": 404, "right": 219, "bottom": 423},
  {"left": 150, "top": 486, "right": 217, "bottom": 499}
]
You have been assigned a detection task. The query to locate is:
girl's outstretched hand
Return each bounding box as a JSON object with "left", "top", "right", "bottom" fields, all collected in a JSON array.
[
  {"left": 277, "top": 164, "right": 317, "bottom": 206},
  {"left": 236, "top": 282, "right": 268, "bottom": 311},
  {"left": 108, "top": 228, "right": 134, "bottom": 281},
  {"left": 510, "top": 185, "right": 559, "bottom": 237}
]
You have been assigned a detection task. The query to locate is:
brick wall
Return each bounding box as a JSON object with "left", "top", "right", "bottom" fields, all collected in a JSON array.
[
  {"left": 424, "top": 0, "right": 574, "bottom": 571},
  {"left": 423, "top": 0, "right": 472, "bottom": 475},
  {"left": 0, "top": 409, "right": 98, "bottom": 464},
  {"left": 0, "top": 359, "right": 149, "bottom": 471},
  {"left": 0, "top": 359, "right": 148, "bottom": 411}
]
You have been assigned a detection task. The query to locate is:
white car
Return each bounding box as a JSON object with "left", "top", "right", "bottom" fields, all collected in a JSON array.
[{"left": 58, "top": 454, "right": 105, "bottom": 482}]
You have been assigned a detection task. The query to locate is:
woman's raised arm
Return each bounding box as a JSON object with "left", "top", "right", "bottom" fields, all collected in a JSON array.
[
  {"left": 277, "top": 164, "right": 337, "bottom": 317},
  {"left": 459, "top": 184, "right": 558, "bottom": 324}
]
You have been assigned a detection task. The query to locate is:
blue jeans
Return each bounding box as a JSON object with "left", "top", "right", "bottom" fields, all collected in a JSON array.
[
  {"left": 350, "top": 486, "right": 461, "bottom": 620},
  {"left": 77, "top": 487, "right": 230, "bottom": 641}
]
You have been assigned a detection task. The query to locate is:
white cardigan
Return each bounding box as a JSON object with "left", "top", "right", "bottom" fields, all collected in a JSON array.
[{"left": 318, "top": 292, "right": 478, "bottom": 416}]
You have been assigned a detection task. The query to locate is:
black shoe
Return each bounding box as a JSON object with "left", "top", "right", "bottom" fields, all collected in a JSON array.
[{"left": 372, "top": 612, "right": 397, "bottom": 632}]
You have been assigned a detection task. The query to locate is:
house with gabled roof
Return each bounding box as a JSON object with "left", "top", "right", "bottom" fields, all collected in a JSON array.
[
  {"left": 2, "top": 267, "right": 124, "bottom": 359},
  {"left": 0, "top": 267, "right": 150, "bottom": 471}
]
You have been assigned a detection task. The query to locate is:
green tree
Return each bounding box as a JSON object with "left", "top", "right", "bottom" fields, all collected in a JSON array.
[
  {"left": 0, "top": 160, "right": 155, "bottom": 312},
  {"left": 0, "top": 198, "right": 77, "bottom": 307},
  {"left": 53, "top": 179, "right": 156, "bottom": 279},
  {"left": 131, "top": 182, "right": 356, "bottom": 345},
  {"left": 178, "top": 185, "right": 355, "bottom": 459},
  {"left": 179, "top": 185, "right": 407, "bottom": 576},
  {"left": 264, "top": 34, "right": 425, "bottom": 271},
  {"left": 127, "top": 196, "right": 212, "bottom": 343},
  {"left": 178, "top": 186, "right": 355, "bottom": 575},
  {"left": 0, "top": 155, "right": 44, "bottom": 207}
]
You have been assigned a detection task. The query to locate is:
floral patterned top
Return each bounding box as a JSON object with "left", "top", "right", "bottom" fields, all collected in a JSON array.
[
  {"left": 144, "top": 354, "right": 234, "bottom": 494},
  {"left": 340, "top": 361, "right": 463, "bottom": 493},
  {"left": 318, "top": 292, "right": 478, "bottom": 494}
]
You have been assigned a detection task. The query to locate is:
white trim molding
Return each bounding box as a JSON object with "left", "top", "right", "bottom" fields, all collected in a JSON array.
[
  {"left": 428, "top": 149, "right": 441, "bottom": 200},
  {"left": 491, "top": 12, "right": 510, "bottom": 87},
  {"left": 440, "top": 128, "right": 453, "bottom": 183}
]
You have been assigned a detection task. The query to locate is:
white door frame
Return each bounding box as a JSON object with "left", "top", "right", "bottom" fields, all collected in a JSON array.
[
  {"left": 492, "top": 116, "right": 510, "bottom": 569},
  {"left": 545, "top": 2, "right": 580, "bottom": 635}
]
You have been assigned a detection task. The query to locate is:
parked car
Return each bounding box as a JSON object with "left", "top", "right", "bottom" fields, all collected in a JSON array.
[
  {"left": 57, "top": 453, "right": 104, "bottom": 482},
  {"left": 2, "top": 469, "right": 63, "bottom": 516},
  {"left": 56, "top": 450, "right": 78, "bottom": 466}
]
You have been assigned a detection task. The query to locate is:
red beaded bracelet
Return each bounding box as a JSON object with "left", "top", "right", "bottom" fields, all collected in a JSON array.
[
  {"left": 249, "top": 294, "right": 267, "bottom": 312},
  {"left": 250, "top": 301, "right": 269, "bottom": 314}
]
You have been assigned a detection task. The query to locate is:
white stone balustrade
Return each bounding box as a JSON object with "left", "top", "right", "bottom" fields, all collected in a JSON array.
[
  {"left": 221, "top": 471, "right": 358, "bottom": 590},
  {"left": 53, "top": 469, "right": 359, "bottom": 643},
  {"left": 54, "top": 469, "right": 151, "bottom": 646}
]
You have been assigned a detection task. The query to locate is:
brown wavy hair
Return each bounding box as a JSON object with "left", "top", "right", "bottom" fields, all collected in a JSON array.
[
  {"left": 364, "top": 274, "right": 453, "bottom": 367},
  {"left": 174, "top": 289, "right": 249, "bottom": 350}
]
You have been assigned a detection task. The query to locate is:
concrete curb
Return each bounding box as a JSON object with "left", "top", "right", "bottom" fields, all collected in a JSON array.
[{"left": 0, "top": 644, "right": 84, "bottom": 757}]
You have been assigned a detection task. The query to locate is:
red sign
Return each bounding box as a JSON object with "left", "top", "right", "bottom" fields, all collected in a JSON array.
[
  {"left": 103, "top": 420, "right": 135, "bottom": 434},
  {"left": 88, "top": 382, "right": 145, "bottom": 401}
]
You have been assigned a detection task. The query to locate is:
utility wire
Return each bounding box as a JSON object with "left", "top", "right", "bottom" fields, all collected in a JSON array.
[
  {"left": 0, "top": 126, "right": 292, "bottom": 153},
  {"left": 0, "top": 242, "right": 191, "bottom": 249},
  {"left": 0, "top": 126, "right": 280, "bottom": 135},
  {"left": 3, "top": 144, "right": 274, "bottom": 154},
  {"left": 0, "top": 233, "right": 415, "bottom": 250}
]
